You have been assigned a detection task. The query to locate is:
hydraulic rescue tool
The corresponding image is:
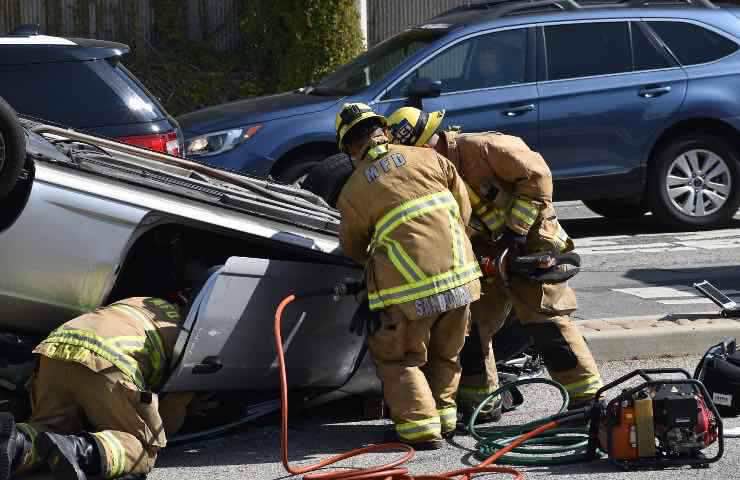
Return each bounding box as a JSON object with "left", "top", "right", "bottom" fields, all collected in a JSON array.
[{"left": 587, "top": 369, "right": 723, "bottom": 470}]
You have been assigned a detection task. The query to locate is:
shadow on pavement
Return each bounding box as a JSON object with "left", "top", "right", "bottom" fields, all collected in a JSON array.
[
  {"left": 560, "top": 216, "right": 740, "bottom": 239},
  {"left": 624, "top": 265, "right": 740, "bottom": 285}
]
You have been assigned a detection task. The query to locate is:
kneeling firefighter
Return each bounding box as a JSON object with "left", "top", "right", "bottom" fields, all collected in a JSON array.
[
  {"left": 386, "top": 107, "right": 603, "bottom": 418},
  {"left": 0, "top": 265, "right": 213, "bottom": 480},
  {"left": 335, "top": 103, "right": 482, "bottom": 449}
]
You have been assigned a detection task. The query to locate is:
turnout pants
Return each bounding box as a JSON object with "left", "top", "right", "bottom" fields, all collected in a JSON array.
[
  {"left": 369, "top": 304, "right": 470, "bottom": 443},
  {"left": 15, "top": 356, "right": 170, "bottom": 478},
  {"left": 459, "top": 275, "right": 602, "bottom": 409}
]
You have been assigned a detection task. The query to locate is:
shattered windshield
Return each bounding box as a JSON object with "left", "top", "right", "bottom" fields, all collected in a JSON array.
[{"left": 311, "top": 29, "right": 445, "bottom": 96}]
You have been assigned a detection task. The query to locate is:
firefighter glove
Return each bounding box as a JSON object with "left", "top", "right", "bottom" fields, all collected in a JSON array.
[{"left": 497, "top": 227, "right": 527, "bottom": 256}]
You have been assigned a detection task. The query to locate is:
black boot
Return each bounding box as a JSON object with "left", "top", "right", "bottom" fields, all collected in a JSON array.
[
  {"left": 0, "top": 412, "right": 31, "bottom": 480},
  {"left": 37, "top": 432, "right": 102, "bottom": 480}
]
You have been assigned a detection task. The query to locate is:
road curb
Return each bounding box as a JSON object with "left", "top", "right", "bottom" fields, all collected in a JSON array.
[{"left": 580, "top": 313, "right": 740, "bottom": 361}]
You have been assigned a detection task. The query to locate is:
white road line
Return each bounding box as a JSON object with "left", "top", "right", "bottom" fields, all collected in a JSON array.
[
  {"left": 678, "top": 238, "right": 740, "bottom": 249},
  {"left": 580, "top": 246, "right": 696, "bottom": 255},
  {"left": 613, "top": 287, "right": 696, "bottom": 299},
  {"left": 658, "top": 298, "right": 715, "bottom": 305},
  {"left": 675, "top": 230, "right": 740, "bottom": 241}
]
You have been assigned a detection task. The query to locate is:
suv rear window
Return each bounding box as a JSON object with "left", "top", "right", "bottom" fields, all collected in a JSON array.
[
  {"left": 0, "top": 58, "right": 165, "bottom": 128},
  {"left": 544, "top": 22, "right": 632, "bottom": 80},
  {"left": 648, "top": 21, "right": 739, "bottom": 66}
]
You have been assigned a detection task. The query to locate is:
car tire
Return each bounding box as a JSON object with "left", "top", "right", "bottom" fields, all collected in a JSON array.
[
  {"left": 0, "top": 97, "right": 26, "bottom": 199},
  {"left": 301, "top": 153, "right": 354, "bottom": 208},
  {"left": 275, "top": 153, "right": 329, "bottom": 185},
  {"left": 582, "top": 198, "right": 647, "bottom": 219},
  {"left": 648, "top": 133, "right": 740, "bottom": 229}
]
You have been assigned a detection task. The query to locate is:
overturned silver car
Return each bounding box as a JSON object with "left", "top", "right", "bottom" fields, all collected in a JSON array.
[{"left": 0, "top": 101, "right": 381, "bottom": 436}]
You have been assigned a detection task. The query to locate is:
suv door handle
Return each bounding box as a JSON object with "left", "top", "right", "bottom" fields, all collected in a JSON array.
[
  {"left": 502, "top": 104, "right": 535, "bottom": 117},
  {"left": 639, "top": 85, "right": 671, "bottom": 98},
  {"left": 192, "top": 356, "right": 223, "bottom": 375}
]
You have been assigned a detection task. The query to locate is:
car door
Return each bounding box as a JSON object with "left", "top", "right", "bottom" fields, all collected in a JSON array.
[
  {"left": 161, "top": 256, "right": 368, "bottom": 392},
  {"left": 374, "top": 27, "right": 540, "bottom": 148},
  {"left": 536, "top": 20, "right": 687, "bottom": 199}
]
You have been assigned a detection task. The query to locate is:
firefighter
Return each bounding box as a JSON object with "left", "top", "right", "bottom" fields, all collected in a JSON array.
[
  {"left": 386, "top": 107, "right": 603, "bottom": 419},
  {"left": 335, "top": 103, "right": 482, "bottom": 449},
  {"left": 0, "top": 265, "right": 215, "bottom": 480}
]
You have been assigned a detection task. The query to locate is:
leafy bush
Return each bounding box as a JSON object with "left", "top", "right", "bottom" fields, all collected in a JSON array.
[
  {"left": 241, "top": 0, "right": 364, "bottom": 92},
  {"left": 125, "top": 0, "right": 363, "bottom": 116}
]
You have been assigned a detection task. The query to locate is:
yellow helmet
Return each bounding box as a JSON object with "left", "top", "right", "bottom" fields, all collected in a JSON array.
[
  {"left": 387, "top": 107, "right": 445, "bottom": 146},
  {"left": 335, "top": 103, "right": 387, "bottom": 153}
]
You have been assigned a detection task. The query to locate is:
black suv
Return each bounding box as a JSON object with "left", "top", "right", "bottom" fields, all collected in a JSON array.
[{"left": 0, "top": 26, "right": 183, "bottom": 156}]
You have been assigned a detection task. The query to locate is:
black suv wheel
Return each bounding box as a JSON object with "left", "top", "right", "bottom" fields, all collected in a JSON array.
[
  {"left": 0, "top": 97, "right": 26, "bottom": 199},
  {"left": 649, "top": 133, "right": 740, "bottom": 229}
]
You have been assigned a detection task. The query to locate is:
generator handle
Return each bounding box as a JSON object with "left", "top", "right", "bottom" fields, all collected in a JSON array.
[{"left": 594, "top": 368, "right": 692, "bottom": 399}]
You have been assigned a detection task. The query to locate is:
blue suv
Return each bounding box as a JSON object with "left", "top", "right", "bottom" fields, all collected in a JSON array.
[{"left": 178, "top": 0, "right": 740, "bottom": 229}]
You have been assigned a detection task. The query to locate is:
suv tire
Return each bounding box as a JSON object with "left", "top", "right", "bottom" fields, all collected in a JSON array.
[
  {"left": 275, "top": 153, "right": 331, "bottom": 185},
  {"left": 648, "top": 133, "right": 740, "bottom": 229},
  {"left": 583, "top": 198, "right": 647, "bottom": 219},
  {"left": 0, "top": 97, "right": 26, "bottom": 199}
]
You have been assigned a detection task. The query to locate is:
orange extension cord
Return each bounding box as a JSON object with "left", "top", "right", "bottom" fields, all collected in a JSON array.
[{"left": 275, "top": 294, "right": 561, "bottom": 480}]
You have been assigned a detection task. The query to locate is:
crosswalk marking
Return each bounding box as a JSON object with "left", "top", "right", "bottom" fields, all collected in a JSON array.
[
  {"left": 612, "top": 286, "right": 740, "bottom": 306},
  {"left": 576, "top": 228, "right": 740, "bottom": 255}
]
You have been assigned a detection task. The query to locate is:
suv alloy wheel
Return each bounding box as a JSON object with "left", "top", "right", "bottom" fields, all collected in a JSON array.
[{"left": 649, "top": 133, "right": 740, "bottom": 228}]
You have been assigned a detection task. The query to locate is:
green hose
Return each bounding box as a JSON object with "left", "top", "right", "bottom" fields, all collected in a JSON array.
[{"left": 469, "top": 378, "right": 594, "bottom": 465}]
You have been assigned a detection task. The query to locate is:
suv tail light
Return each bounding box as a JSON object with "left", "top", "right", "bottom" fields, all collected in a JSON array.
[{"left": 116, "top": 131, "right": 181, "bottom": 156}]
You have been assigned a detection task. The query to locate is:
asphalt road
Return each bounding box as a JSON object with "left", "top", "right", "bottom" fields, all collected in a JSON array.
[
  {"left": 557, "top": 202, "right": 740, "bottom": 319},
  {"left": 149, "top": 355, "right": 740, "bottom": 480}
]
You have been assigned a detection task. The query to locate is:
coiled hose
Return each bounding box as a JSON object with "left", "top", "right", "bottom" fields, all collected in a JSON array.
[
  {"left": 275, "top": 294, "right": 590, "bottom": 479},
  {"left": 468, "top": 380, "right": 592, "bottom": 465}
]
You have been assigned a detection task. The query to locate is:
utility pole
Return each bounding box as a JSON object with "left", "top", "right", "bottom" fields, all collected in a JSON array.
[{"left": 354, "top": 0, "right": 368, "bottom": 48}]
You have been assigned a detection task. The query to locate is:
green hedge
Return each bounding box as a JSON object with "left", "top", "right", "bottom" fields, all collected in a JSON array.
[
  {"left": 241, "top": 0, "right": 364, "bottom": 92},
  {"left": 125, "top": 0, "right": 363, "bottom": 116}
]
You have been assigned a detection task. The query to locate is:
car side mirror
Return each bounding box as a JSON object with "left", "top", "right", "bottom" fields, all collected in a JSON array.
[{"left": 406, "top": 78, "right": 442, "bottom": 109}]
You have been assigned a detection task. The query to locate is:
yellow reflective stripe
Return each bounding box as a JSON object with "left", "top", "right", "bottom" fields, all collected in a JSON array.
[
  {"left": 449, "top": 210, "right": 465, "bottom": 268},
  {"left": 564, "top": 376, "right": 603, "bottom": 398},
  {"left": 17, "top": 423, "right": 39, "bottom": 468},
  {"left": 480, "top": 207, "right": 505, "bottom": 233},
  {"left": 366, "top": 144, "right": 389, "bottom": 161},
  {"left": 43, "top": 329, "right": 146, "bottom": 390},
  {"left": 374, "top": 191, "right": 457, "bottom": 242},
  {"left": 438, "top": 407, "right": 457, "bottom": 431},
  {"left": 383, "top": 238, "right": 427, "bottom": 283},
  {"left": 396, "top": 416, "right": 442, "bottom": 441},
  {"left": 368, "top": 262, "right": 481, "bottom": 310},
  {"left": 510, "top": 199, "right": 539, "bottom": 227},
  {"left": 110, "top": 304, "right": 167, "bottom": 387},
  {"left": 95, "top": 431, "right": 126, "bottom": 478},
  {"left": 554, "top": 222, "right": 570, "bottom": 251}
]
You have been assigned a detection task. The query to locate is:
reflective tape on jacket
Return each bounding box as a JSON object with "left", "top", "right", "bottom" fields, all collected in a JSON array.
[
  {"left": 553, "top": 222, "right": 571, "bottom": 252},
  {"left": 368, "top": 191, "right": 481, "bottom": 310},
  {"left": 510, "top": 198, "right": 539, "bottom": 230},
  {"left": 109, "top": 303, "right": 167, "bottom": 387},
  {"left": 41, "top": 328, "right": 149, "bottom": 391}
]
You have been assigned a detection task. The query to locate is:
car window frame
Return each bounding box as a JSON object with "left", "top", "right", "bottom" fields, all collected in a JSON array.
[
  {"left": 374, "top": 25, "right": 537, "bottom": 105},
  {"left": 641, "top": 17, "right": 740, "bottom": 68},
  {"left": 536, "top": 18, "right": 685, "bottom": 84}
]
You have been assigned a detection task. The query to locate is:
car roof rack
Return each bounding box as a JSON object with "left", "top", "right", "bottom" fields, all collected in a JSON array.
[
  {"left": 437, "top": 0, "right": 581, "bottom": 17},
  {"left": 596, "top": 0, "right": 718, "bottom": 8},
  {"left": 9, "top": 24, "right": 40, "bottom": 36}
]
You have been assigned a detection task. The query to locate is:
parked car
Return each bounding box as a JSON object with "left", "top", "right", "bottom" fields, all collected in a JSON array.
[
  {"left": 0, "top": 25, "right": 184, "bottom": 156},
  {"left": 180, "top": 0, "right": 740, "bottom": 229}
]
